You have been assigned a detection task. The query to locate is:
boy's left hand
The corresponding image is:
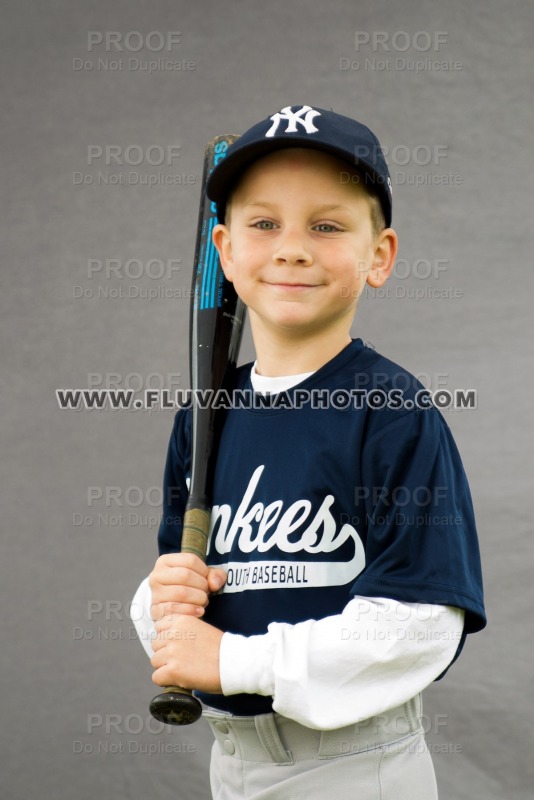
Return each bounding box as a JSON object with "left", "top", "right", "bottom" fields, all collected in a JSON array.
[{"left": 150, "top": 615, "right": 223, "bottom": 693}]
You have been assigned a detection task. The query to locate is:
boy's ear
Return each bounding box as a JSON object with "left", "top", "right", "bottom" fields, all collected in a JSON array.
[
  {"left": 212, "top": 224, "right": 234, "bottom": 282},
  {"left": 366, "top": 228, "right": 398, "bottom": 288}
]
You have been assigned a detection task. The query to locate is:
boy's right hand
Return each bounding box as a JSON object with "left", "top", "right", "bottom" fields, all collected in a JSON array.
[{"left": 148, "top": 553, "right": 227, "bottom": 621}]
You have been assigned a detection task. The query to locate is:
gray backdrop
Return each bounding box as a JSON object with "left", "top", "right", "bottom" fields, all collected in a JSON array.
[{"left": 1, "top": 1, "right": 532, "bottom": 798}]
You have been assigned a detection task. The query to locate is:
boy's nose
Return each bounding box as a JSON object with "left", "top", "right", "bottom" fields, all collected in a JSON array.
[{"left": 272, "top": 232, "right": 313, "bottom": 267}]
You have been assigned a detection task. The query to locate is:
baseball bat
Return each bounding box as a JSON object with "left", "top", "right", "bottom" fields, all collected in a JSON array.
[{"left": 149, "top": 134, "right": 245, "bottom": 726}]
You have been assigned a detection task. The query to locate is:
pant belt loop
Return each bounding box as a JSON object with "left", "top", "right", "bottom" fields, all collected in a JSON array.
[
  {"left": 404, "top": 693, "right": 423, "bottom": 734},
  {"left": 254, "top": 714, "right": 294, "bottom": 764}
]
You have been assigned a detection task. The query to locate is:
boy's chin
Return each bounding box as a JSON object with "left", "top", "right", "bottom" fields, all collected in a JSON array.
[
  {"left": 262, "top": 312, "right": 349, "bottom": 338},
  {"left": 249, "top": 298, "right": 357, "bottom": 338}
]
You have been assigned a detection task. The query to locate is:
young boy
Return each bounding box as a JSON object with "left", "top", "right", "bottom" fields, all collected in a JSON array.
[{"left": 132, "top": 105, "right": 486, "bottom": 799}]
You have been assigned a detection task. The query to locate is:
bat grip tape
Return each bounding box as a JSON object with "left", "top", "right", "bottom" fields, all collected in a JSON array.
[{"left": 181, "top": 506, "right": 211, "bottom": 562}]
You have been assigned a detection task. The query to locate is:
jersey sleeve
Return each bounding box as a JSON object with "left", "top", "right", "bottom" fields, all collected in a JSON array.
[
  {"left": 351, "top": 406, "right": 486, "bottom": 634},
  {"left": 157, "top": 409, "right": 191, "bottom": 555}
]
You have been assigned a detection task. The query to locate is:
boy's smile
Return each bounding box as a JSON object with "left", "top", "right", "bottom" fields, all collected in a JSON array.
[{"left": 213, "top": 148, "right": 397, "bottom": 373}]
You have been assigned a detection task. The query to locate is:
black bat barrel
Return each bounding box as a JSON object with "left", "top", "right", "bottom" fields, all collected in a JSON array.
[{"left": 149, "top": 134, "right": 245, "bottom": 725}]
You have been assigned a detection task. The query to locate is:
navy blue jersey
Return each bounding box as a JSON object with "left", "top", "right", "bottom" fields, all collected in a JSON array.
[{"left": 158, "top": 339, "right": 486, "bottom": 715}]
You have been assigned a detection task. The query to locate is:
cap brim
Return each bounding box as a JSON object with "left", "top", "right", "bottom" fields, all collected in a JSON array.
[{"left": 206, "top": 136, "right": 390, "bottom": 226}]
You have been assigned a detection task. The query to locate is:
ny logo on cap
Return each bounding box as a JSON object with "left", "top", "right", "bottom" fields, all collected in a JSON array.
[{"left": 265, "top": 105, "right": 321, "bottom": 138}]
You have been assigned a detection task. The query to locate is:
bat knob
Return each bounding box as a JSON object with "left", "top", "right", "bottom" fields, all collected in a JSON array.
[{"left": 149, "top": 687, "right": 203, "bottom": 726}]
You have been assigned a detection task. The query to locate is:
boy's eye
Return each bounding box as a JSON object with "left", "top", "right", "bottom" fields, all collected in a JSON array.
[
  {"left": 313, "top": 223, "right": 340, "bottom": 233},
  {"left": 253, "top": 220, "right": 277, "bottom": 230}
]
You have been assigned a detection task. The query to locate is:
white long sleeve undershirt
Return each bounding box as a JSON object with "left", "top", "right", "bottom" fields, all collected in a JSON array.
[{"left": 131, "top": 577, "right": 464, "bottom": 729}]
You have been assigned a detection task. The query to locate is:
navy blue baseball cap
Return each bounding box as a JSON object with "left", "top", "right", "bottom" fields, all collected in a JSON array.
[{"left": 206, "top": 105, "right": 392, "bottom": 227}]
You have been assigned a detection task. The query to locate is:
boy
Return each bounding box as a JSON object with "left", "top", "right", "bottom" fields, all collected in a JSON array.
[{"left": 132, "top": 105, "right": 486, "bottom": 799}]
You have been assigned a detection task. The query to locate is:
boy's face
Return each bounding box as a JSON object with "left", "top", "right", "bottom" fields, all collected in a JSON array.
[{"left": 213, "top": 148, "right": 396, "bottom": 344}]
